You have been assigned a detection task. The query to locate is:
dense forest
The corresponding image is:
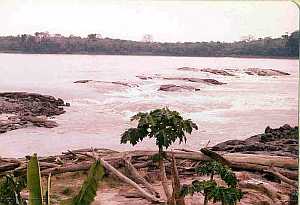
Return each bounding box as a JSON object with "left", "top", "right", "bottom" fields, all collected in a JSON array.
[{"left": 0, "top": 31, "right": 298, "bottom": 57}]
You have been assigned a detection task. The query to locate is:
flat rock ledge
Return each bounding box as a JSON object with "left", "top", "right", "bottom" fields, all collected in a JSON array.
[
  {"left": 136, "top": 75, "right": 226, "bottom": 85},
  {"left": 245, "top": 68, "right": 290, "bottom": 76},
  {"left": 0, "top": 92, "right": 69, "bottom": 134},
  {"left": 211, "top": 124, "right": 298, "bottom": 157},
  {"left": 74, "top": 80, "right": 139, "bottom": 88},
  {"left": 158, "top": 84, "right": 200, "bottom": 92},
  {"left": 177, "top": 67, "right": 290, "bottom": 76},
  {"left": 178, "top": 67, "right": 235, "bottom": 76}
]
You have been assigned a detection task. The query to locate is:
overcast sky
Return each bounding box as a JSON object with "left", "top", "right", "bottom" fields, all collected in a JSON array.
[{"left": 0, "top": 0, "right": 298, "bottom": 42}]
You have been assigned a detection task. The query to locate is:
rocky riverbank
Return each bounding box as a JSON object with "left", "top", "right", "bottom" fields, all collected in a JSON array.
[
  {"left": 0, "top": 92, "right": 69, "bottom": 133},
  {"left": 211, "top": 124, "right": 298, "bottom": 157}
]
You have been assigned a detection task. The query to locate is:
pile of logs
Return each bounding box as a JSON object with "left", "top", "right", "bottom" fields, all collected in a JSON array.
[{"left": 0, "top": 148, "right": 298, "bottom": 204}]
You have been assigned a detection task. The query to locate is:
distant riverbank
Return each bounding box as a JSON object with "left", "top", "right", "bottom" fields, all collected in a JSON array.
[
  {"left": 0, "top": 50, "right": 297, "bottom": 60},
  {"left": 0, "top": 30, "right": 298, "bottom": 59}
]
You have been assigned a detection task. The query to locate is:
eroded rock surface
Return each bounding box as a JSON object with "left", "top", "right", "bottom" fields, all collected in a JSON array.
[
  {"left": 74, "top": 80, "right": 93, "bottom": 83},
  {"left": 136, "top": 75, "right": 154, "bottom": 80},
  {"left": 74, "top": 80, "right": 139, "bottom": 87},
  {"left": 162, "top": 77, "right": 226, "bottom": 85},
  {"left": 177, "top": 66, "right": 290, "bottom": 77},
  {"left": 136, "top": 75, "right": 226, "bottom": 85},
  {"left": 211, "top": 124, "right": 298, "bottom": 157},
  {"left": 245, "top": 68, "right": 290, "bottom": 76},
  {"left": 178, "top": 67, "right": 235, "bottom": 76},
  {"left": 0, "top": 92, "right": 67, "bottom": 133},
  {"left": 158, "top": 84, "right": 200, "bottom": 92},
  {"left": 177, "top": 67, "right": 201, "bottom": 72}
]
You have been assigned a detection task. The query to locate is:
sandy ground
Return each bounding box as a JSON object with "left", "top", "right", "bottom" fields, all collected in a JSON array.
[{"left": 44, "top": 170, "right": 293, "bottom": 205}]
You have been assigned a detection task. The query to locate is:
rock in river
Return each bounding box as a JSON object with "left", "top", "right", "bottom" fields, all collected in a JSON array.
[
  {"left": 162, "top": 77, "right": 226, "bottom": 85},
  {"left": 245, "top": 68, "right": 290, "bottom": 76},
  {"left": 74, "top": 80, "right": 139, "bottom": 87},
  {"left": 158, "top": 84, "right": 200, "bottom": 92},
  {"left": 178, "top": 67, "right": 235, "bottom": 76},
  {"left": 0, "top": 92, "right": 68, "bottom": 134}
]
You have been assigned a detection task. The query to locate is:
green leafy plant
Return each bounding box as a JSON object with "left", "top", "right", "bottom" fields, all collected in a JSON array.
[
  {"left": 0, "top": 174, "right": 27, "bottom": 205},
  {"left": 27, "top": 154, "right": 105, "bottom": 205},
  {"left": 181, "top": 160, "right": 243, "bottom": 205},
  {"left": 27, "top": 153, "right": 51, "bottom": 205},
  {"left": 121, "top": 107, "right": 198, "bottom": 203},
  {"left": 65, "top": 160, "right": 105, "bottom": 205}
]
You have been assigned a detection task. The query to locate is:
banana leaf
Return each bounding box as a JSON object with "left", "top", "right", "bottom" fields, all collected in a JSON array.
[{"left": 27, "top": 153, "right": 43, "bottom": 205}]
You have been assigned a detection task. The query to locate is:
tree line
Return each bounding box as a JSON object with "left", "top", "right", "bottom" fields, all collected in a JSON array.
[{"left": 0, "top": 31, "right": 298, "bottom": 57}]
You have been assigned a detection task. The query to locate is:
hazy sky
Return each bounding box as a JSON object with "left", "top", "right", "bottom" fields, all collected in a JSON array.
[{"left": 0, "top": 0, "right": 298, "bottom": 42}]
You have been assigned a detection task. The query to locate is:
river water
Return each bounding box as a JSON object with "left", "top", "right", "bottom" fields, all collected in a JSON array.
[{"left": 0, "top": 54, "right": 298, "bottom": 157}]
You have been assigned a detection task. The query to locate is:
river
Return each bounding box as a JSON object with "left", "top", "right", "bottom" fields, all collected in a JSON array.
[{"left": 0, "top": 54, "right": 298, "bottom": 157}]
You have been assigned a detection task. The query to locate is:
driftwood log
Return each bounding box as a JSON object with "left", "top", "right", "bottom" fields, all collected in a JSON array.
[
  {"left": 170, "top": 151, "right": 185, "bottom": 205},
  {"left": 239, "top": 179, "right": 284, "bottom": 205},
  {"left": 124, "top": 158, "right": 160, "bottom": 198},
  {"left": 1, "top": 149, "right": 297, "bottom": 178},
  {"left": 0, "top": 147, "right": 298, "bottom": 204}
]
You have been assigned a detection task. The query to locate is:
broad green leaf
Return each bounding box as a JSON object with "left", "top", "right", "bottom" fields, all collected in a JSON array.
[
  {"left": 65, "top": 160, "right": 105, "bottom": 205},
  {"left": 27, "top": 153, "right": 43, "bottom": 205}
]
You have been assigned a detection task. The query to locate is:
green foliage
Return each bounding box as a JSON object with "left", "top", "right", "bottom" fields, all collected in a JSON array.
[
  {"left": 0, "top": 31, "right": 298, "bottom": 57},
  {"left": 196, "top": 161, "right": 237, "bottom": 187},
  {"left": 26, "top": 154, "right": 104, "bottom": 205},
  {"left": 121, "top": 107, "right": 198, "bottom": 150},
  {"left": 208, "top": 186, "right": 243, "bottom": 205},
  {"left": 65, "top": 160, "right": 105, "bottom": 205},
  {"left": 27, "top": 153, "right": 43, "bottom": 205},
  {"left": 181, "top": 180, "right": 217, "bottom": 196},
  {"left": 27, "top": 154, "right": 54, "bottom": 205},
  {"left": 286, "top": 31, "right": 299, "bottom": 56},
  {"left": 0, "top": 174, "right": 26, "bottom": 205},
  {"left": 181, "top": 160, "right": 243, "bottom": 205}
]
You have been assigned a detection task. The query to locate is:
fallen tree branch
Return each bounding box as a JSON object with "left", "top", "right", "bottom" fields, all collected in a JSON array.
[
  {"left": 0, "top": 149, "right": 298, "bottom": 179},
  {"left": 239, "top": 180, "right": 281, "bottom": 204},
  {"left": 265, "top": 167, "right": 298, "bottom": 188},
  {"left": 77, "top": 150, "right": 163, "bottom": 203},
  {"left": 200, "top": 148, "right": 231, "bottom": 166},
  {"left": 170, "top": 151, "right": 185, "bottom": 205},
  {"left": 124, "top": 158, "right": 160, "bottom": 198},
  {"left": 101, "top": 158, "right": 163, "bottom": 203}
]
